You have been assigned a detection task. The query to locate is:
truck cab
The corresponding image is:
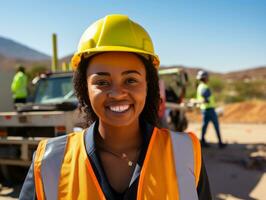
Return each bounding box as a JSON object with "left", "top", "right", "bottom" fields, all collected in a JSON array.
[
  {"left": 0, "top": 72, "right": 82, "bottom": 182},
  {"left": 158, "top": 68, "right": 189, "bottom": 132}
]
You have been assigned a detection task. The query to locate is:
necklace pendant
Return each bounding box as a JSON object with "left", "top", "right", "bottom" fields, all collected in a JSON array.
[
  {"left": 122, "top": 153, "right": 127, "bottom": 158},
  {"left": 128, "top": 161, "right": 133, "bottom": 167}
]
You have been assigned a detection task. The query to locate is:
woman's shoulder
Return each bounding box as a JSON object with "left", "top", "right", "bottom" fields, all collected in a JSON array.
[
  {"left": 38, "top": 130, "right": 84, "bottom": 151},
  {"left": 157, "top": 127, "right": 197, "bottom": 136},
  {"left": 34, "top": 131, "right": 86, "bottom": 163}
]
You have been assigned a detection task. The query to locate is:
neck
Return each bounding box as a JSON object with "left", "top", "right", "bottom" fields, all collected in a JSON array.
[{"left": 98, "top": 120, "right": 142, "bottom": 152}]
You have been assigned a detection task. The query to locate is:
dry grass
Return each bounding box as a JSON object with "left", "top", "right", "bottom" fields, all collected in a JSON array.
[{"left": 187, "top": 100, "right": 266, "bottom": 123}]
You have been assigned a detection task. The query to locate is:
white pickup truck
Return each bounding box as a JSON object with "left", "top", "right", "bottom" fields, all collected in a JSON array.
[{"left": 0, "top": 72, "right": 82, "bottom": 182}]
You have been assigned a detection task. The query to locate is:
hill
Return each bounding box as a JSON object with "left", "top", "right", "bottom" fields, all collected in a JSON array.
[
  {"left": 223, "top": 66, "right": 266, "bottom": 80},
  {"left": 0, "top": 36, "right": 51, "bottom": 72},
  {"left": 0, "top": 36, "right": 50, "bottom": 61},
  {"left": 161, "top": 65, "right": 266, "bottom": 81},
  {"left": 0, "top": 54, "right": 50, "bottom": 72}
]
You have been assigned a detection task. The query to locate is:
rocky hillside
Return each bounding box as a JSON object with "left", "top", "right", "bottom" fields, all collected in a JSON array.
[
  {"left": 0, "top": 54, "right": 50, "bottom": 72},
  {"left": 0, "top": 36, "right": 50, "bottom": 61},
  {"left": 223, "top": 67, "right": 266, "bottom": 80},
  {"left": 0, "top": 36, "right": 51, "bottom": 71},
  {"left": 161, "top": 65, "right": 266, "bottom": 81}
]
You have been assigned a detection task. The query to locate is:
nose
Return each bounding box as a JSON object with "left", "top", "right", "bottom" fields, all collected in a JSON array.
[{"left": 108, "top": 84, "right": 127, "bottom": 99}]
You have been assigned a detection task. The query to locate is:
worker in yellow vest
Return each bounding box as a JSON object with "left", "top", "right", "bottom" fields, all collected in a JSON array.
[
  {"left": 196, "top": 70, "right": 226, "bottom": 149},
  {"left": 20, "top": 14, "right": 211, "bottom": 200},
  {"left": 11, "top": 65, "right": 28, "bottom": 104}
]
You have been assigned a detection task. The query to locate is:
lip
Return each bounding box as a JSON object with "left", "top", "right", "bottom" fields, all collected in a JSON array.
[
  {"left": 105, "top": 100, "right": 132, "bottom": 107},
  {"left": 107, "top": 104, "right": 131, "bottom": 113},
  {"left": 105, "top": 101, "right": 132, "bottom": 112}
]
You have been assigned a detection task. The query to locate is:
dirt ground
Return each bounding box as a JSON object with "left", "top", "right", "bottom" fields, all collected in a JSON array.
[
  {"left": 187, "top": 100, "right": 266, "bottom": 124},
  {"left": 187, "top": 122, "right": 266, "bottom": 200}
]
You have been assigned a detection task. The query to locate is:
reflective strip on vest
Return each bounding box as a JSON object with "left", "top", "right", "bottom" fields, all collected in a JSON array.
[
  {"left": 42, "top": 135, "right": 68, "bottom": 200},
  {"left": 34, "top": 128, "right": 201, "bottom": 200},
  {"left": 170, "top": 131, "right": 200, "bottom": 200},
  {"left": 34, "top": 135, "right": 68, "bottom": 200}
]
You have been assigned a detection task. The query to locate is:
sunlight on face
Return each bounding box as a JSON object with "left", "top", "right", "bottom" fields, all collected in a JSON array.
[{"left": 86, "top": 52, "right": 147, "bottom": 127}]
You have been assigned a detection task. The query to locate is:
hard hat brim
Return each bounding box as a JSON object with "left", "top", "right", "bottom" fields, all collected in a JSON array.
[{"left": 71, "top": 46, "right": 160, "bottom": 71}]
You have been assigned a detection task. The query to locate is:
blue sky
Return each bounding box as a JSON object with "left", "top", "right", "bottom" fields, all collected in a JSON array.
[{"left": 1, "top": 0, "right": 266, "bottom": 72}]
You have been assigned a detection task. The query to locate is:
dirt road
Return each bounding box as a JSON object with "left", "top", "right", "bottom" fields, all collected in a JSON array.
[
  {"left": 187, "top": 123, "right": 266, "bottom": 200},
  {"left": 0, "top": 123, "right": 265, "bottom": 200}
]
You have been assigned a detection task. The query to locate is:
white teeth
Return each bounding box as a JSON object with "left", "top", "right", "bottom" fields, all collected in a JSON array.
[{"left": 109, "top": 105, "right": 130, "bottom": 113}]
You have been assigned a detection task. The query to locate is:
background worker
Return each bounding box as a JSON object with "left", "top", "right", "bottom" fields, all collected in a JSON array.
[
  {"left": 196, "top": 70, "right": 226, "bottom": 148},
  {"left": 11, "top": 65, "right": 28, "bottom": 104},
  {"left": 20, "top": 14, "right": 211, "bottom": 199}
]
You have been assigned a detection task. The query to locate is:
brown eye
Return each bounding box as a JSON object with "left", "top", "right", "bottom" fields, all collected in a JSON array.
[
  {"left": 125, "top": 78, "right": 138, "bottom": 85},
  {"left": 95, "top": 80, "right": 110, "bottom": 86}
]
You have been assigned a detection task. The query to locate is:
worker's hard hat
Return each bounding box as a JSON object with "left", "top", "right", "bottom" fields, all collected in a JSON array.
[
  {"left": 16, "top": 64, "right": 25, "bottom": 72},
  {"left": 71, "top": 14, "right": 160, "bottom": 70},
  {"left": 196, "top": 70, "right": 209, "bottom": 80}
]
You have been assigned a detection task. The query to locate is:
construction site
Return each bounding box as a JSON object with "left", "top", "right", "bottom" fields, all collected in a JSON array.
[
  {"left": 0, "top": 38, "right": 265, "bottom": 198},
  {"left": 0, "top": 2, "right": 266, "bottom": 200}
]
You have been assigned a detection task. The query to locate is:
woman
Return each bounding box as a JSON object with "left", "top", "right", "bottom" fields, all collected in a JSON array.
[{"left": 20, "top": 14, "right": 211, "bottom": 200}]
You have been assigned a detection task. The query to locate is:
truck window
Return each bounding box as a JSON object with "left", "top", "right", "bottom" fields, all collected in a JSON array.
[{"left": 34, "top": 76, "right": 76, "bottom": 103}]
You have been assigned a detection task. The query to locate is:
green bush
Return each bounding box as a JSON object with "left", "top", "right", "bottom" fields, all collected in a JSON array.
[
  {"left": 27, "top": 65, "right": 48, "bottom": 81},
  {"left": 185, "top": 76, "right": 226, "bottom": 102},
  {"left": 185, "top": 79, "right": 197, "bottom": 99},
  {"left": 184, "top": 75, "right": 266, "bottom": 103},
  {"left": 209, "top": 76, "right": 224, "bottom": 93},
  {"left": 233, "top": 80, "right": 266, "bottom": 100}
]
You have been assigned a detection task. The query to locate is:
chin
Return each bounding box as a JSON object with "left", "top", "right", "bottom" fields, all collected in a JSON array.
[{"left": 103, "top": 117, "right": 138, "bottom": 128}]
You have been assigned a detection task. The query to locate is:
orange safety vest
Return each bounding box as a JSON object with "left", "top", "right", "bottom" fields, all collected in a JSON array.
[{"left": 34, "top": 128, "right": 201, "bottom": 200}]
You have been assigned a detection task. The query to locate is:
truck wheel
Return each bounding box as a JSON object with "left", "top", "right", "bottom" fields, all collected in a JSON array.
[
  {"left": 175, "top": 114, "right": 188, "bottom": 132},
  {"left": 180, "top": 116, "right": 188, "bottom": 132},
  {"left": 169, "top": 110, "right": 188, "bottom": 132},
  {"left": 0, "top": 165, "right": 28, "bottom": 185}
]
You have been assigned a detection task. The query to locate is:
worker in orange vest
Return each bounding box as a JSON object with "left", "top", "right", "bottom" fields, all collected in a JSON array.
[{"left": 20, "top": 14, "right": 211, "bottom": 200}]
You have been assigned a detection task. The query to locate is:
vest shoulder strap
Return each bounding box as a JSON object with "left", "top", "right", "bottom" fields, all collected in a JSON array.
[
  {"left": 169, "top": 130, "right": 202, "bottom": 186},
  {"left": 34, "top": 139, "right": 47, "bottom": 200},
  {"left": 187, "top": 132, "right": 202, "bottom": 185},
  {"left": 34, "top": 133, "right": 73, "bottom": 200}
]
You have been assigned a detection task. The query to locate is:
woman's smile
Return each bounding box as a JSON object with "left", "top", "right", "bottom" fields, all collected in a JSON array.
[{"left": 108, "top": 104, "right": 131, "bottom": 113}]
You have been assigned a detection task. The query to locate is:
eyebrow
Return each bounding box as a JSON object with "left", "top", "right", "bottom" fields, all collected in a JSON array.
[
  {"left": 95, "top": 70, "right": 141, "bottom": 76},
  {"left": 95, "top": 72, "right": 110, "bottom": 76},
  {"left": 122, "top": 70, "right": 141, "bottom": 76}
]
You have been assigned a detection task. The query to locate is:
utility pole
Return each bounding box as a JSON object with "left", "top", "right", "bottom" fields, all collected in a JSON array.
[{"left": 51, "top": 33, "right": 58, "bottom": 72}]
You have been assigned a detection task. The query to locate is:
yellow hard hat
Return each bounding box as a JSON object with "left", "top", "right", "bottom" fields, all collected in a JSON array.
[{"left": 71, "top": 14, "right": 160, "bottom": 70}]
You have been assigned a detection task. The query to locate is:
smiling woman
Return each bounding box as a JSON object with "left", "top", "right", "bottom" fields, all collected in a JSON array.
[{"left": 20, "top": 14, "right": 211, "bottom": 200}]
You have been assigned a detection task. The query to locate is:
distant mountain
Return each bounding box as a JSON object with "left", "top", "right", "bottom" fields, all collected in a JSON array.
[
  {"left": 59, "top": 54, "right": 72, "bottom": 66},
  {"left": 161, "top": 65, "right": 266, "bottom": 81},
  {"left": 223, "top": 66, "right": 266, "bottom": 80},
  {"left": 0, "top": 54, "right": 50, "bottom": 72},
  {"left": 0, "top": 36, "right": 50, "bottom": 61},
  {"left": 0, "top": 36, "right": 52, "bottom": 71}
]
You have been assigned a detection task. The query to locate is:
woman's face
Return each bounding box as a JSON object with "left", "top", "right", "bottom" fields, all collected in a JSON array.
[{"left": 86, "top": 52, "right": 147, "bottom": 127}]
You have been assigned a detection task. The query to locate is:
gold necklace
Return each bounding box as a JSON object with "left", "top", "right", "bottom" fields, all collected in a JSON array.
[
  {"left": 98, "top": 146, "right": 141, "bottom": 167},
  {"left": 95, "top": 131, "right": 142, "bottom": 167}
]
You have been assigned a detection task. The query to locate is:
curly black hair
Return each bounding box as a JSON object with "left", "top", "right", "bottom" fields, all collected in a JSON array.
[{"left": 73, "top": 53, "right": 160, "bottom": 128}]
